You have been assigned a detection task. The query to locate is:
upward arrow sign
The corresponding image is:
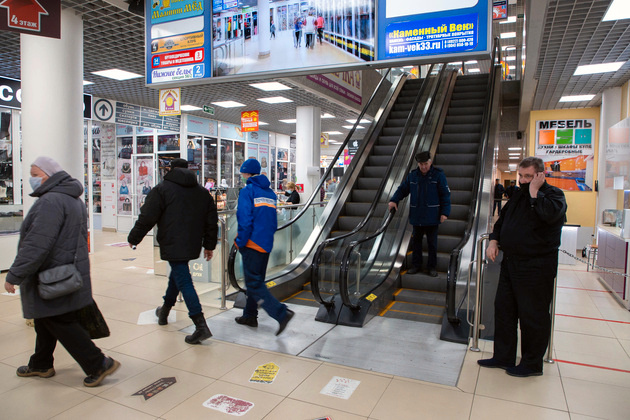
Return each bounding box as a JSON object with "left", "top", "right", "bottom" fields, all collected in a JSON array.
[{"left": 0, "top": 0, "right": 48, "bottom": 32}]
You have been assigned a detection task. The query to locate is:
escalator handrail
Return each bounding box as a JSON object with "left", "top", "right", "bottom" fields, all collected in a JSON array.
[
  {"left": 445, "top": 37, "right": 502, "bottom": 323},
  {"left": 227, "top": 68, "right": 393, "bottom": 293},
  {"left": 311, "top": 65, "right": 442, "bottom": 307}
]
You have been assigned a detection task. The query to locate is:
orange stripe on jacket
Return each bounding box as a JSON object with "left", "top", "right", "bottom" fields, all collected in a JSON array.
[
  {"left": 246, "top": 240, "right": 268, "bottom": 253},
  {"left": 254, "top": 202, "right": 276, "bottom": 208}
]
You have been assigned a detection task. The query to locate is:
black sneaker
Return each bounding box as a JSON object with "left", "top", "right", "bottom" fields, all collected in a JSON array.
[
  {"left": 477, "top": 358, "right": 515, "bottom": 371},
  {"left": 16, "top": 366, "right": 55, "bottom": 378},
  {"left": 83, "top": 357, "right": 120, "bottom": 387},
  {"left": 506, "top": 364, "right": 543, "bottom": 377},
  {"left": 276, "top": 309, "right": 295, "bottom": 336},
  {"left": 235, "top": 316, "right": 258, "bottom": 327},
  {"left": 407, "top": 267, "right": 422, "bottom": 275}
]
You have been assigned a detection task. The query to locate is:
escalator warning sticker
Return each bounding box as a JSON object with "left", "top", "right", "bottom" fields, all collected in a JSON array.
[
  {"left": 365, "top": 294, "right": 377, "bottom": 302},
  {"left": 249, "top": 362, "right": 279, "bottom": 384},
  {"left": 266, "top": 281, "right": 277, "bottom": 288}
]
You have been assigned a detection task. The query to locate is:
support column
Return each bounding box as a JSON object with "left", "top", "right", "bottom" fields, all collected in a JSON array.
[
  {"left": 296, "top": 106, "right": 321, "bottom": 199},
  {"left": 20, "top": 8, "right": 83, "bottom": 212},
  {"left": 258, "top": 0, "right": 271, "bottom": 57}
]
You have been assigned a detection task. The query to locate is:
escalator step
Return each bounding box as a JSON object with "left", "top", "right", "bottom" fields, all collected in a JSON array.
[
  {"left": 392, "top": 103, "right": 413, "bottom": 112},
  {"left": 344, "top": 202, "right": 372, "bottom": 216},
  {"left": 351, "top": 188, "right": 379, "bottom": 202},
  {"left": 449, "top": 99, "right": 485, "bottom": 108},
  {"left": 456, "top": 75, "right": 489, "bottom": 85},
  {"left": 445, "top": 115, "right": 483, "bottom": 125},
  {"left": 449, "top": 190, "right": 473, "bottom": 205},
  {"left": 373, "top": 145, "right": 397, "bottom": 155},
  {"left": 438, "top": 143, "right": 479, "bottom": 154},
  {"left": 385, "top": 118, "right": 408, "bottom": 128},
  {"left": 390, "top": 111, "right": 411, "bottom": 119},
  {"left": 440, "top": 133, "right": 481, "bottom": 143},
  {"left": 357, "top": 177, "right": 382, "bottom": 189},
  {"left": 377, "top": 136, "right": 400, "bottom": 146},
  {"left": 437, "top": 176, "right": 473, "bottom": 191},
  {"left": 448, "top": 106, "right": 485, "bottom": 116},
  {"left": 396, "top": 289, "right": 446, "bottom": 306},
  {"left": 434, "top": 153, "right": 477, "bottom": 166},
  {"left": 380, "top": 309, "right": 443, "bottom": 324},
  {"left": 338, "top": 216, "right": 366, "bottom": 231},
  {"left": 451, "top": 91, "right": 487, "bottom": 101},
  {"left": 449, "top": 204, "right": 471, "bottom": 220},
  {"left": 439, "top": 219, "right": 468, "bottom": 236},
  {"left": 453, "top": 84, "right": 487, "bottom": 94},
  {"left": 381, "top": 127, "right": 404, "bottom": 137},
  {"left": 442, "top": 123, "right": 482, "bottom": 134},
  {"left": 368, "top": 155, "right": 392, "bottom": 166},
  {"left": 438, "top": 164, "right": 476, "bottom": 177}
]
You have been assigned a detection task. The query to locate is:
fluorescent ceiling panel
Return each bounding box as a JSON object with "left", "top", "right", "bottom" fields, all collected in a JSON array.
[
  {"left": 500, "top": 16, "right": 517, "bottom": 24},
  {"left": 249, "top": 82, "right": 291, "bottom": 91},
  {"left": 211, "top": 101, "right": 245, "bottom": 108},
  {"left": 346, "top": 119, "right": 370, "bottom": 124},
  {"left": 279, "top": 119, "right": 297, "bottom": 123},
  {"left": 258, "top": 121, "right": 269, "bottom": 126},
  {"left": 180, "top": 105, "right": 201, "bottom": 111},
  {"left": 342, "top": 125, "right": 364, "bottom": 129},
  {"left": 559, "top": 94, "right": 595, "bottom": 102},
  {"left": 83, "top": 80, "right": 94, "bottom": 85},
  {"left": 257, "top": 96, "right": 293, "bottom": 104},
  {"left": 91, "top": 69, "right": 142, "bottom": 80},
  {"left": 574, "top": 62, "right": 625, "bottom": 75},
  {"left": 508, "top": 147, "right": 522, "bottom": 150},
  {"left": 324, "top": 131, "right": 343, "bottom": 135},
  {"left": 500, "top": 32, "right": 516, "bottom": 39},
  {"left": 468, "top": 69, "right": 480, "bottom": 73},
  {"left": 603, "top": 0, "right": 630, "bottom": 21},
  {"left": 321, "top": 113, "right": 335, "bottom": 119}
]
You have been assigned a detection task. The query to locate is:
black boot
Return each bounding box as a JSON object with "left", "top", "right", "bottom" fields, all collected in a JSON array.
[
  {"left": 185, "top": 313, "right": 212, "bottom": 344},
  {"left": 155, "top": 305, "right": 172, "bottom": 325}
]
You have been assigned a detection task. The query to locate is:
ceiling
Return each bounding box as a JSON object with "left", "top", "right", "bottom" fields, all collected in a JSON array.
[{"left": 0, "top": 0, "right": 629, "bottom": 168}]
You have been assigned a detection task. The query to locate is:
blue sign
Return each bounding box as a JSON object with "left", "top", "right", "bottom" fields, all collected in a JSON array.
[
  {"left": 377, "top": 0, "right": 489, "bottom": 61},
  {"left": 212, "top": 0, "right": 223, "bottom": 13},
  {"left": 149, "top": 0, "right": 205, "bottom": 24}
]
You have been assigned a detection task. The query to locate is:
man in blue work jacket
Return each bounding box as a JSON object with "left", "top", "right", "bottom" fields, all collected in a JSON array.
[{"left": 389, "top": 151, "right": 451, "bottom": 277}]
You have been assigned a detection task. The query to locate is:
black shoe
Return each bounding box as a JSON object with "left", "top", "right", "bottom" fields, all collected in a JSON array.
[
  {"left": 235, "top": 316, "right": 258, "bottom": 327},
  {"left": 276, "top": 309, "right": 295, "bottom": 336},
  {"left": 407, "top": 267, "right": 422, "bottom": 275},
  {"left": 16, "top": 366, "right": 55, "bottom": 378},
  {"left": 428, "top": 269, "right": 438, "bottom": 277},
  {"left": 83, "top": 357, "right": 120, "bottom": 387},
  {"left": 155, "top": 305, "right": 172, "bottom": 325},
  {"left": 185, "top": 313, "right": 212, "bottom": 344},
  {"left": 477, "top": 358, "right": 515, "bottom": 370},
  {"left": 506, "top": 364, "right": 543, "bottom": 377}
]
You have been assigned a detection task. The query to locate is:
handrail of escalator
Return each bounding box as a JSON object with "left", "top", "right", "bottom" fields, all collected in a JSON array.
[
  {"left": 311, "top": 64, "right": 445, "bottom": 307},
  {"left": 227, "top": 69, "right": 393, "bottom": 293},
  {"left": 444, "top": 37, "right": 502, "bottom": 324}
]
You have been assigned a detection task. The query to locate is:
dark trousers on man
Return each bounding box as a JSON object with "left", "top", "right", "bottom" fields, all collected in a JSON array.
[
  {"left": 412, "top": 225, "right": 439, "bottom": 270},
  {"left": 30, "top": 311, "right": 104, "bottom": 375},
  {"left": 163, "top": 261, "right": 202, "bottom": 317},
  {"left": 493, "top": 253, "right": 557, "bottom": 372},
  {"left": 240, "top": 247, "right": 288, "bottom": 322},
  {"left": 493, "top": 199, "right": 502, "bottom": 215}
]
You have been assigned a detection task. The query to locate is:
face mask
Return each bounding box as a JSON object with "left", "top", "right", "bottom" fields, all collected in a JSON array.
[{"left": 29, "top": 177, "right": 43, "bottom": 191}]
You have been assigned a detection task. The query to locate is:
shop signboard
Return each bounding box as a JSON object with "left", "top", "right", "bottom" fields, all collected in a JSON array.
[
  {"left": 158, "top": 88, "right": 181, "bottom": 116},
  {"left": 306, "top": 71, "right": 362, "bottom": 105},
  {"left": 114, "top": 101, "right": 181, "bottom": 132},
  {"left": 535, "top": 119, "right": 596, "bottom": 192},
  {"left": 145, "top": 0, "right": 212, "bottom": 85},
  {"left": 0, "top": 0, "right": 60, "bottom": 39},
  {"left": 220, "top": 122, "right": 244, "bottom": 140},
  {"left": 247, "top": 130, "right": 269, "bottom": 144},
  {"left": 187, "top": 114, "right": 218, "bottom": 136}
]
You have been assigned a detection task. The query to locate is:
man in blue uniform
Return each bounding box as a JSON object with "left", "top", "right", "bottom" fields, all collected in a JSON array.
[
  {"left": 478, "top": 157, "right": 567, "bottom": 377},
  {"left": 389, "top": 151, "right": 451, "bottom": 277},
  {"left": 234, "top": 158, "right": 294, "bottom": 335}
]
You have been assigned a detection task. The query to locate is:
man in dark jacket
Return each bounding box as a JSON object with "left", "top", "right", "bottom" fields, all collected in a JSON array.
[
  {"left": 505, "top": 180, "right": 518, "bottom": 198},
  {"left": 493, "top": 179, "right": 506, "bottom": 215},
  {"left": 128, "top": 158, "right": 218, "bottom": 345},
  {"left": 389, "top": 151, "right": 451, "bottom": 277},
  {"left": 6, "top": 156, "right": 119, "bottom": 387},
  {"left": 478, "top": 157, "right": 567, "bottom": 377},
  {"left": 234, "top": 158, "right": 294, "bottom": 335}
]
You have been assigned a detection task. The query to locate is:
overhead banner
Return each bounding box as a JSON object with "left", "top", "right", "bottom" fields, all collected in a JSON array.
[
  {"left": 159, "top": 88, "right": 181, "bottom": 116},
  {"left": 145, "top": 0, "right": 212, "bottom": 85},
  {"left": 0, "top": 0, "right": 60, "bottom": 39},
  {"left": 241, "top": 111, "right": 259, "bottom": 133},
  {"left": 535, "top": 119, "right": 596, "bottom": 192}
]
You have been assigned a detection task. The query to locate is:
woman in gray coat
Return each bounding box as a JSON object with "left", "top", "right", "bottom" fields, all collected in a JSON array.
[{"left": 4, "top": 157, "right": 120, "bottom": 387}]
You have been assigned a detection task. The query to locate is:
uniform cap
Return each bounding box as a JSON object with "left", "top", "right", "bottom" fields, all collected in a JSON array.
[
  {"left": 415, "top": 151, "right": 431, "bottom": 163},
  {"left": 240, "top": 158, "right": 261, "bottom": 174}
]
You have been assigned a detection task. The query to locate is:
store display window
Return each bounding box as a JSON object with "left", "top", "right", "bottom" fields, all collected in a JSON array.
[{"left": 0, "top": 108, "right": 14, "bottom": 205}]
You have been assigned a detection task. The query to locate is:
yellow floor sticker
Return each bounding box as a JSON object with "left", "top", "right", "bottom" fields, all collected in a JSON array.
[{"left": 249, "top": 362, "right": 279, "bottom": 384}]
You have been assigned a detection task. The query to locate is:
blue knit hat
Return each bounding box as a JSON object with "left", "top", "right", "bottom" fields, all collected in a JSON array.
[{"left": 240, "top": 158, "right": 261, "bottom": 175}]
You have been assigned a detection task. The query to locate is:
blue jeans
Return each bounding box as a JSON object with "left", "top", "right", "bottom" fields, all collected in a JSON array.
[
  {"left": 240, "top": 247, "right": 288, "bottom": 322},
  {"left": 164, "top": 261, "right": 202, "bottom": 317}
]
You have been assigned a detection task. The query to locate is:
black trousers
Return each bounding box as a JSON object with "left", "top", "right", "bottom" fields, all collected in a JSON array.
[
  {"left": 30, "top": 311, "right": 105, "bottom": 375},
  {"left": 493, "top": 199, "right": 502, "bottom": 215},
  {"left": 493, "top": 253, "right": 557, "bottom": 371},
  {"left": 411, "top": 225, "right": 438, "bottom": 270}
]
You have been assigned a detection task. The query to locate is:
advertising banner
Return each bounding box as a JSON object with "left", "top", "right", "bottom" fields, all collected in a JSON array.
[
  {"left": 159, "top": 88, "right": 181, "bottom": 116},
  {"left": 241, "top": 111, "right": 259, "bottom": 132},
  {"left": 0, "top": 0, "right": 60, "bottom": 39},
  {"left": 307, "top": 71, "right": 362, "bottom": 105},
  {"left": 145, "top": 0, "right": 212, "bottom": 85},
  {"left": 535, "top": 119, "right": 596, "bottom": 191}
]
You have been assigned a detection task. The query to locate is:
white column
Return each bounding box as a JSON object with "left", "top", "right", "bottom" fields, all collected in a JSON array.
[
  {"left": 296, "top": 106, "right": 321, "bottom": 199},
  {"left": 20, "top": 8, "right": 83, "bottom": 212},
  {"left": 258, "top": 0, "right": 271, "bottom": 57},
  {"left": 597, "top": 87, "right": 622, "bottom": 225}
]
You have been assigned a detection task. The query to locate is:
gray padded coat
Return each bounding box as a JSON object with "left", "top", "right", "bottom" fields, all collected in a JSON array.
[{"left": 6, "top": 171, "right": 93, "bottom": 319}]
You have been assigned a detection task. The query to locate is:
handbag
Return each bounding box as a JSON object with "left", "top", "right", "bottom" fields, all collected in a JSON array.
[
  {"left": 122, "top": 197, "right": 131, "bottom": 211},
  {"left": 138, "top": 161, "right": 148, "bottom": 176},
  {"left": 142, "top": 184, "right": 151, "bottom": 194},
  {"left": 121, "top": 162, "right": 131, "bottom": 173},
  {"left": 76, "top": 301, "right": 110, "bottom": 339},
  {"left": 37, "top": 232, "right": 84, "bottom": 300},
  {"left": 119, "top": 183, "right": 129, "bottom": 194}
]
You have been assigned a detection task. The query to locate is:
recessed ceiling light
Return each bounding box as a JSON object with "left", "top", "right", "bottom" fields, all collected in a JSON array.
[
  {"left": 574, "top": 62, "right": 625, "bottom": 75},
  {"left": 500, "top": 32, "right": 516, "bottom": 39},
  {"left": 279, "top": 119, "right": 297, "bottom": 123},
  {"left": 257, "top": 96, "right": 293, "bottom": 104},
  {"left": 501, "top": 45, "right": 516, "bottom": 51},
  {"left": 505, "top": 56, "right": 516, "bottom": 61},
  {"left": 508, "top": 66, "right": 516, "bottom": 70},
  {"left": 500, "top": 16, "right": 517, "bottom": 24},
  {"left": 509, "top": 164, "right": 517, "bottom": 169},
  {"left": 342, "top": 125, "right": 364, "bottom": 129},
  {"left": 346, "top": 119, "right": 370, "bottom": 124},
  {"left": 321, "top": 113, "right": 335, "bottom": 119},
  {"left": 258, "top": 121, "right": 269, "bottom": 126},
  {"left": 211, "top": 101, "right": 245, "bottom": 108},
  {"left": 329, "top": 140, "right": 342, "bottom": 144},
  {"left": 465, "top": 60, "right": 478, "bottom": 64},
  {"left": 508, "top": 147, "right": 522, "bottom": 151},
  {"left": 324, "top": 131, "right": 343, "bottom": 135},
  {"left": 509, "top": 156, "right": 520, "bottom": 159},
  {"left": 559, "top": 94, "right": 595, "bottom": 102},
  {"left": 603, "top": 0, "right": 630, "bottom": 21},
  {"left": 468, "top": 69, "right": 480, "bottom": 73},
  {"left": 83, "top": 80, "right": 94, "bottom": 86},
  {"left": 504, "top": 170, "right": 512, "bottom": 173},
  {"left": 249, "top": 82, "right": 291, "bottom": 91},
  {"left": 91, "top": 69, "right": 142, "bottom": 80},
  {"left": 180, "top": 105, "right": 201, "bottom": 111}
]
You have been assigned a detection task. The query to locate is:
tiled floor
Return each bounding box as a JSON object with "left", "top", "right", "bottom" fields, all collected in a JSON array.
[{"left": 1, "top": 230, "right": 629, "bottom": 419}]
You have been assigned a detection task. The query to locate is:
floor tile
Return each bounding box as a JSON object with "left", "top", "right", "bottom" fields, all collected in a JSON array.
[
  {"left": 553, "top": 331, "right": 628, "bottom": 358},
  {"left": 0, "top": 327, "right": 36, "bottom": 360},
  {"left": 162, "top": 380, "right": 283, "bottom": 420},
  {"left": 289, "top": 364, "right": 392, "bottom": 417},
  {"left": 162, "top": 341, "right": 258, "bottom": 379},
  {"left": 554, "top": 349, "right": 630, "bottom": 371},
  {"left": 220, "top": 350, "right": 321, "bottom": 396},
  {"left": 111, "top": 329, "right": 192, "bottom": 363},
  {"left": 264, "top": 398, "right": 367, "bottom": 420},
  {"left": 370, "top": 378, "right": 473, "bottom": 420},
  {"left": 50, "top": 396, "right": 156, "bottom": 420},
  {"left": 1, "top": 379, "right": 93, "bottom": 418},
  {"left": 563, "top": 377, "right": 630, "bottom": 420},
  {"left": 607, "top": 321, "right": 630, "bottom": 340},
  {"left": 470, "top": 395, "right": 569, "bottom": 420},
  {"left": 98, "top": 364, "right": 214, "bottom": 417},
  {"left": 553, "top": 314, "right": 615, "bottom": 338},
  {"left": 0, "top": 361, "right": 34, "bottom": 395},
  {"left": 557, "top": 360, "right": 630, "bottom": 389}
]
